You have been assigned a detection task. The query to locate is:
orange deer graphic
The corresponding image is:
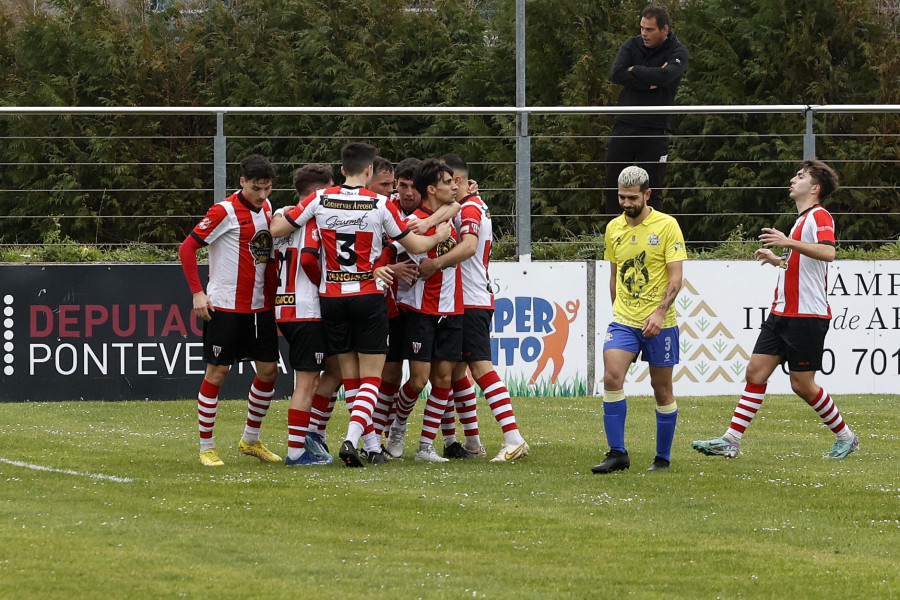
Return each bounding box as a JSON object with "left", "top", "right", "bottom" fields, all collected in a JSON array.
[{"left": 529, "top": 299, "right": 580, "bottom": 385}]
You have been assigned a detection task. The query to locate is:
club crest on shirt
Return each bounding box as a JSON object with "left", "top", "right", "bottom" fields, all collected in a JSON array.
[
  {"left": 437, "top": 236, "right": 457, "bottom": 256},
  {"left": 249, "top": 231, "right": 273, "bottom": 264},
  {"left": 648, "top": 233, "right": 660, "bottom": 246}
]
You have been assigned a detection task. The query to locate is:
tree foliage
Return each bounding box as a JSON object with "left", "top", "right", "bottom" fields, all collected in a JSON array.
[{"left": 0, "top": 0, "right": 896, "bottom": 248}]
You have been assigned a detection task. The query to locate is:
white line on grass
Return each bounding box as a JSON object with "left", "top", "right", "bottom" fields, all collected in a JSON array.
[{"left": 0, "top": 457, "right": 137, "bottom": 483}]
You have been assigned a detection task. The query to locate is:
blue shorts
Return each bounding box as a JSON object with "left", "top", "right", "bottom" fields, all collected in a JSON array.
[{"left": 603, "top": 322, "right": 680, "bottom": 367}]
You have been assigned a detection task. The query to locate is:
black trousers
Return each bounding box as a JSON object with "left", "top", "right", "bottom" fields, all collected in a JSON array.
[{"left": 604, "top": 122, "right": 670, "bottom": 214}]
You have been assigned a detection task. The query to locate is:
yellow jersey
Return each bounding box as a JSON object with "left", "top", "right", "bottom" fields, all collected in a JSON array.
[{"left": 604, "top": 208, "right": 687, "bottom": 328}]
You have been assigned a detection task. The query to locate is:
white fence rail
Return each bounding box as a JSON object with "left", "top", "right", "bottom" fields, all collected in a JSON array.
[{"left": 0, "top": 104, "right": 897, "bottom": 257}]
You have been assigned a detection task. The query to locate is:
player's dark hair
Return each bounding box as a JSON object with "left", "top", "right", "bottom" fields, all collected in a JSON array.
[
  {"left": 801, "top": 159, "right": 839, "bottom": 199},
  {"left": 373, "top": 156, "right": 394, "bottom": 176},
  {"left": 395, "top": 157, "right": 422, "bottom": 181},
  {"left": 641, "top": 5, "right": 670, "bottom": 30},
  {"left": 341, "top": 142, "right": 378, "bottom": 177},
  {"left": 414, "top": 158, "right": 453, "bottom": 199},
  {"left": 240, "top": 155, "right": 276, "bottom": 182},
  {"left": 293, "top": 163, "right": 333, "bottom": 197},
  {"left": 438, "top": 153, "right": 468, "bottom": 175}
]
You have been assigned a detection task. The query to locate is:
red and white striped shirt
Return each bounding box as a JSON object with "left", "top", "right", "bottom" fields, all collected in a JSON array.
[
  {"left": 190, "top": 192, "right": 273, "bottom": 312},
  {"left": 399, "top": 206, "right": 463, "bottom": 316},
  {"left": 284, "top": 185, "right": 409, "bottom": 297},
  {"left": 274, "top": 217, "right": 321, "bottom": 322},
  {"left": 382, "top": 195, "right": 418, "bottom": 319},
  {"left": 455, "top": 194, "right": 495, "bottom": 309},
  {"left": 770, "top": 204, "right": 835, "bottom": 319}
]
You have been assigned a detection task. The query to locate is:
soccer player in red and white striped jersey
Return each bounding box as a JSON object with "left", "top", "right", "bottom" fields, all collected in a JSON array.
[
  {"left": 291, "top": 157, "right": 407, "bottom": 464},
  {"left": 384, "top": 159, "right": 464, "bottom": 463},
  {"left": 179, "top": 155, "right": 282, "bottom": 467},
  {"left": 273, "top": 163, "right": 337, "bottom": 466},
  {"left": 430, "top": 154, "right": 529, "bottom": 462},
  {"left": 693, "top": 159, "right": 858, "bottom": 460},
  {"left": 371, "top": 158, "right": 422, "bottom": 444},
  {"left": 270, "top": 143, "right": 451, "bottom": 467}
]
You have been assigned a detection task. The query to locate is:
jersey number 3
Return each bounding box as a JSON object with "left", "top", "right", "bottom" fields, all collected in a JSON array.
[{"left": 335, "top": 232, "right": 359, "bottom": 266}]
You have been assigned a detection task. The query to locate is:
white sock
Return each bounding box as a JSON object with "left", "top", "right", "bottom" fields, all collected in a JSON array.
[
  {"left": 242, "top": 427, "right": 260, "bottom": 444},
  {"left": 836, "top": 427, "right": 854, "bottom": 442},
  {"left": 345, "top": 422, "right": 364, "bottom": 447},
  {"left": 363, "top": 431, "right": 380, "bottom": 453},
  {"left": 504, "top": 430, "right": 525, "bottom": 446}
]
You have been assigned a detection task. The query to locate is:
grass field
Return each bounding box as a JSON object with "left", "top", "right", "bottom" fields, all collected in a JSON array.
[{"left": 1, "top": 393, "right": 897, "bottom": 599}]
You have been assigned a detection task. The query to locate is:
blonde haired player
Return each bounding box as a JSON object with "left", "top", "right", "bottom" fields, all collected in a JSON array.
[{"left": 593, "top": 165, "right": 686, "bottom": 473}]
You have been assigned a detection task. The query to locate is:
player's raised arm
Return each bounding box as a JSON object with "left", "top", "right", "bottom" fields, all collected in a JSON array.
[
  {"left": 395, "top": 221, "right": 451, "bottom": 254},
  {"left": 271, "top": 189, "right": 319, "bottom": 238}
]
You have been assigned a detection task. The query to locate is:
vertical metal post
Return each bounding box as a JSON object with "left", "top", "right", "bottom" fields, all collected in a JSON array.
[
  {"left": 803, "top": 107, "right": 816, "bottom": 159},
  {"left": 214, "top": 111, "right": 226, "bottom": 203},
  {"left": 586, "top": 260, "right": 596, "bottom": 397},
  {"left": 515, "top": 0, "right": 531, "bottom": 261}
]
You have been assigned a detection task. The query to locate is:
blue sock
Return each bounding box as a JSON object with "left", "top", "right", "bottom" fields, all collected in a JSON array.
[
  {"left": 655, "top": 409, "right": 679, "bottom": 461},
  {"left": 603, "top": 397, "right": 627, "bottom": 454}
]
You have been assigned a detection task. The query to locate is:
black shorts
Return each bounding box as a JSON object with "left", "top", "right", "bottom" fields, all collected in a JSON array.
[
  {"left": 203, "top": 309, "right": 279, "bottom": 366},
  {"left": 461, "top": 308, "right": 494, "bottom": 363},
  {"left": 402, "top": 311, "right": 463, "bottom": 363},
  {"left": 386, "top": 310, "right": 409, "bottom": 364},
  {"left": 753, "top": 314, "right": 830, "bottom": 372},
  {"left": 277, "top": 320, "right": 328, "bottom": 372},
  {"left": 319, "top": 294, "right": 389, "bottom": 355}
]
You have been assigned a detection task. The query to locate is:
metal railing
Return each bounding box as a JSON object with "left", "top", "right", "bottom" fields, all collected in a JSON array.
[{"left": 0, "top": 104, "right": 897, "bottom": 259}]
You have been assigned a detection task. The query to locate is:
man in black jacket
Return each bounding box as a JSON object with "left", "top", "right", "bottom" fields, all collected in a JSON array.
[{"left": 604, "top": 5, "right": 689, "bottom": 214}]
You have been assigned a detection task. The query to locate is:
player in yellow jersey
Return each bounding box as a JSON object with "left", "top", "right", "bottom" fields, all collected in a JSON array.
[{"left": 592, "top": 166, "right": 687, "bottom": 474}]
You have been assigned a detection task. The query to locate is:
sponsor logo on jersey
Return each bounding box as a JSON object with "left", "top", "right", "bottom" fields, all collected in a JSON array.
[
  {"left": 620, "top": 251, "right": 649, "bottom": 299},
  {"left": 325, "top": 270, "right": 374, "bottom": 283},
  {"left": 198, "top": 217, "right": 213, "bottom": 230},
  {"left": 321, "top": 196, "right": 377, "bottom": 211},
  {"left": 325, "top": 215, "right": 369, "bottom": 230},
  {"left": 274, "top": 233, "right": 289, "bottom": 248},
  {"left": 275, "top": 294, "right": 295, "bottom": 306}
]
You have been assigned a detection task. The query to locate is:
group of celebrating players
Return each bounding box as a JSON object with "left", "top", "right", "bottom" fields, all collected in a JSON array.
[{"left": 180, "top": 143, "right": 529, "bottom": 467}]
